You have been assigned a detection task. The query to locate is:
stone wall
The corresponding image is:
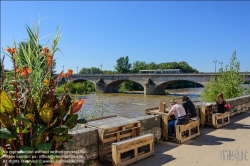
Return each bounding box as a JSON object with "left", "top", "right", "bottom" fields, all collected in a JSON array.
[{"left": 226, "top": 95, "right": 250, "bottom": 115}]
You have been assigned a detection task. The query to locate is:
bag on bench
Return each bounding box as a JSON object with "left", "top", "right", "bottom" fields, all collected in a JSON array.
[{"left": 176, "top": 115, "right": 189, "bottom": 125}]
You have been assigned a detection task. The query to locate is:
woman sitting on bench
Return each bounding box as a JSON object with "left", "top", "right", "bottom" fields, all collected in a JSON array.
[
  {"left": 167, "top": 100, "right": 189, "bottom": 138},
  {"left": 214, "top": 92, "right": 226, "bottom": 113}
]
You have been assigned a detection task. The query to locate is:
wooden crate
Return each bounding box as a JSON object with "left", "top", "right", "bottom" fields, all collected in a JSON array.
[
  {"left": 212, "top": 112, "right": 230, "bottom": 128},
  {"left": 200, "top": 105, "right": 215, "bottom": 127},
  {"left": 86, "top": 117, "right": 141, "bottom": 162},
  {"left": 175, "top": 120, "right": 200, "bottom": 144},
  {"left": 112, "top": 134, "right": 154, "bottom": 166}
]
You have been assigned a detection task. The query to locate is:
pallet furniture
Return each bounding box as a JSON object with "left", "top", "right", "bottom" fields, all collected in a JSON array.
[
  {"left": 145, "top": 108, "right": 175, "bottom": 141},
  {"left": 112, "top": 134, "right": 154, "bottom": 166},
  {"left": 212, "top": 112, "right": 230, "bottom": 128},
  {"left": 86, "top": 116, "right": 141, "bottom": 162},
  {"left": 175, "top": 119, "right": 200, "bottom": 144},
  {"left": 200, "top": 105, "right": 215, "bottom": 127}
]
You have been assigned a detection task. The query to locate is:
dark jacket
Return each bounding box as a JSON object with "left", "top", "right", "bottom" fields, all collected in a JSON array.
[
  {"left": 215, "top": 100, "right": 226, "bottom": 113},
  {"left": 182, "top": 100, "right": 197, "bottom": 118}
]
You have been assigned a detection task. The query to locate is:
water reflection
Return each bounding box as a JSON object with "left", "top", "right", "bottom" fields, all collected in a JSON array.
[{"left": 78, "top": 88, "right": 203, "bottom": 119}]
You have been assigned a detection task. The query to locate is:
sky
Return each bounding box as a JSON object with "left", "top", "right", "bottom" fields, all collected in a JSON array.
[{"left": 1, "top": 1, "right": 250, "bottom": 73}]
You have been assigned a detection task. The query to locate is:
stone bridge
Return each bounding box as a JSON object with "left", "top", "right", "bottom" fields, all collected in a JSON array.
[{"left": 58, "top": 73, "right": 250, "bottom": 95}]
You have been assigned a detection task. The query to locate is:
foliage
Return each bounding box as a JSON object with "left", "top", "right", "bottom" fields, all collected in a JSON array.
[
  {"left": 130, "top": 60, "right": 199, "bottom": 73},
  {"left": 56, "top": 81, "right": 95, "bottom": 94},
  {"left": 200, "top": 51, "right": 245, "bottom": 102},
  {"left": 0, "top": 21, "right": 86, "bottom": 164},
  {"left": 79, "top": 67, "right": 102, "bottom": 74},
  {"left": 115, "top": 56, "right": 132, "bottom": 73},
  {"left": 118, "top": 81, "right": 143, "bottom": 92}
]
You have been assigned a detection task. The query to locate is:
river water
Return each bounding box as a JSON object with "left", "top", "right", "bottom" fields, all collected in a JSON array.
[{"left": 77, "top": 88, "right": 204, "bottom": 119}]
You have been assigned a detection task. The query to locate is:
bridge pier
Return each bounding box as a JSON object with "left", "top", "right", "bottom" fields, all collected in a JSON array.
[{"left": 144, "top": 79, "right": 166, "bottom": 95}]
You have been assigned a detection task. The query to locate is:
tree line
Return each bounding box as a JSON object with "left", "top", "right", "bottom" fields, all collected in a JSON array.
[{"left": 79, "top": 56, "right": 199, "bottom": 74}]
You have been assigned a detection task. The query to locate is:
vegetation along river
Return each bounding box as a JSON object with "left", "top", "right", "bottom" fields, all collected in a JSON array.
[{"left": 77, "top": 88, "right": 204, "bottom": 119}]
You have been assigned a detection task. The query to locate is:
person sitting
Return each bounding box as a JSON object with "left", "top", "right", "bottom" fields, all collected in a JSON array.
[
  {"left": 215, "top": 92, "right": 226, "bottom": 113},
  {"left": 181, "top": 96, "right": 198, "bottom": 119},
  {"left": 167, "top": 100, "right": 189, "bottom": 138}
]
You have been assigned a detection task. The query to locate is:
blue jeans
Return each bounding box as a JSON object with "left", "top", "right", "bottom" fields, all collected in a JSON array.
[{"left": 168, "top": 119, "right": 176, "bottom": 136}]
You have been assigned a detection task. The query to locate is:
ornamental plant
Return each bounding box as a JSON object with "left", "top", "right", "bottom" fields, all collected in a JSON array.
[{"left": 0, "top": 21, "right": 87, "bottom": 165}]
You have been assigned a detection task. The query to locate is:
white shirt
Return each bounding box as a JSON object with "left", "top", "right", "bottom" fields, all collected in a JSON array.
[{"left": 169, "top": 104, "right": 186, "bottom": 119}]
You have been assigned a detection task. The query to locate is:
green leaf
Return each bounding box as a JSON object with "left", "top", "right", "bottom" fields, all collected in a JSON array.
[
  {"left": 32, "top": 124, "right": 46, "bottom": 140},
  {"left": 64, "top": 114, "right": 78, "bottom": 129},
  {"left": 49, "top": 126, "right": 68, "bottom": 134},
  {"left": 0, "top": 146, "right": 5, "bottom": 157},
  {"left": 57, "top": 105, "right": 67, "bottom": 118},
  {"left": 36, "top": 142, "right": 52, "bottom": 151},
  {"left": 77, "top": 118, "right": 87, "bottom": 124},
  {"left": 16, "top": 114, "right": 31, "bottom": 126},
  {"left": 0, "top": 129, "right": 16, "bottom": 139},
  {"left": 39, "top": 107, "right": 53, "bottom": 124},
  {"left": 0, "top": 90, "right": 14, "bottom": 113},
  {"left": 16, "top": 126, "right": 28, "bottom": 134},
  {"left": 0, "top": 112, "right": 14, "bottom": 129}
]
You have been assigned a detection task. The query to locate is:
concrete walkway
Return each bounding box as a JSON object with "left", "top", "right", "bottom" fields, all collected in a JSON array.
[{"left": 130, "top": 111, "right": 250, "bottom": 166}]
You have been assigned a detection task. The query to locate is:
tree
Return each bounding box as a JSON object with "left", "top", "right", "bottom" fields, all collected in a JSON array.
[
  {"left": 116, "top": 56, "right": 131, "bottom": 73},
  {"left": 201, "top": 51, "right": 245, "bottom": 102},
  {"left": 79, "top": 67, "right": 102, "bottom": 74},
  {"left": 130, "top": 61, "right": 147, "bottom": 73}
]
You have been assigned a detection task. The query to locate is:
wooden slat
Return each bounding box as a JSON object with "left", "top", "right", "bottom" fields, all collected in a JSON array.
[
  {"left": 175, "top": 120, "right": 200, "bottom": 144},
  {"left": 162, "top": 114, "right": 169, "bottom": 141},
  {"left": 112, "top": 134, "right": 154, "bottom": 166}
]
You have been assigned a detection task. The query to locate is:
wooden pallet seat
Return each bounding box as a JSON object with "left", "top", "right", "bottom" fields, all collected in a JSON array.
[
  {"left": 112, "top": 134, "right": 154, "bottom": 166},
  {"left": 175, "top": 120, "right": 200, "bottom": 144},
  {"left": 212, "top": 112, "right": 230, "bottom": 128}
]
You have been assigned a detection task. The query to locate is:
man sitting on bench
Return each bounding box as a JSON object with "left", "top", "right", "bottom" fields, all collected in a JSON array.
[{"left": 167, "top": 100, "right": 189, "bottom": 138}]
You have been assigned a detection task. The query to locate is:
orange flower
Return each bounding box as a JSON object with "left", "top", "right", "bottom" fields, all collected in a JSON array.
[
  {"left": 61, "top": 72, "right": 66, "bottom": 77},
  {"left": 71, "top": 98, "right": 84, "bottom": 114},
  {"left": 67, "top": 69, "right": 73, "bottom": 77},
  {"left": 42, "top": 47, "right": 50, "bottom": 56},
  {"left": 20, "top": 67, "right": 32, "bottom": 77},
  {"left": 16, "top": 68, "right": 22, "bottom": 73},
  {"left": 48, "top": 54, "right": 53, "bottom": 66},
  {"left": 5, "top": 47, "right": 17, "bottom": 55}
]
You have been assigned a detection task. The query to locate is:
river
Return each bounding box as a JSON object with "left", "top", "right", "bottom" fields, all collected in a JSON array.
[{"left": 77, "top": 87, "right": 204, "bottom": 119}]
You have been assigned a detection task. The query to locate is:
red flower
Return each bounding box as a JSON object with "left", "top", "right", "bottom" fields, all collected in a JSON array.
[
  {"left": 5, "top": 47, "right": 17, "bottom": 55},
  {"left": 71, "top": 98, "right": 84, "bottom": 114},
  {"left": 48, "top": 54, "right": 53, "bottom": 66},
  {"left": 42, "top": 47, "right": 50, "bottom": 56},
  {"left": 20, "top": 67, "right": 32, "bottom": 77}
]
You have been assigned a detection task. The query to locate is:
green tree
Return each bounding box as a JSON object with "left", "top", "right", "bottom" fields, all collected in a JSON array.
[
  {"left": 131, "top": 61, "right": 147, "bottom": 73},
  {"left": 201, "top": 51, "right": 245, "bottom": 102},
  {"left": 79, "top": 67, "right": 101, "bottom": 74},
  {"left": 116, "top": 56, "right": 131, "bottom": 73}
]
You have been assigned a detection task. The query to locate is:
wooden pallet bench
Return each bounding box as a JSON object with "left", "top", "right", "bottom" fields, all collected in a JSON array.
[
  {"left": 86, "top": 116, "right": 141, "bottom": 162},
  {"left": 212, "top": 112, "right": 230, "bottom": 128},
  {"left": 112, "top": 134, "right": 154, "bottom": 166},
  {"left": 175, "top": 119, "right": 200, "bottom": 144},
  {"left": 200, "top": 105, "right": 215, "bottom": 127}
]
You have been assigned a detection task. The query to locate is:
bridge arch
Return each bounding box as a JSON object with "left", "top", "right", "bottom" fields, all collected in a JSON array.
[{"left": 104, "top": 79, "right": 144, "bottom": 93}]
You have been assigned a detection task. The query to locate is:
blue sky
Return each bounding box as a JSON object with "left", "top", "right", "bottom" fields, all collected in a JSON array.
[{"left": 1, "top": 1, "right": 250, "bottom": 73}]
